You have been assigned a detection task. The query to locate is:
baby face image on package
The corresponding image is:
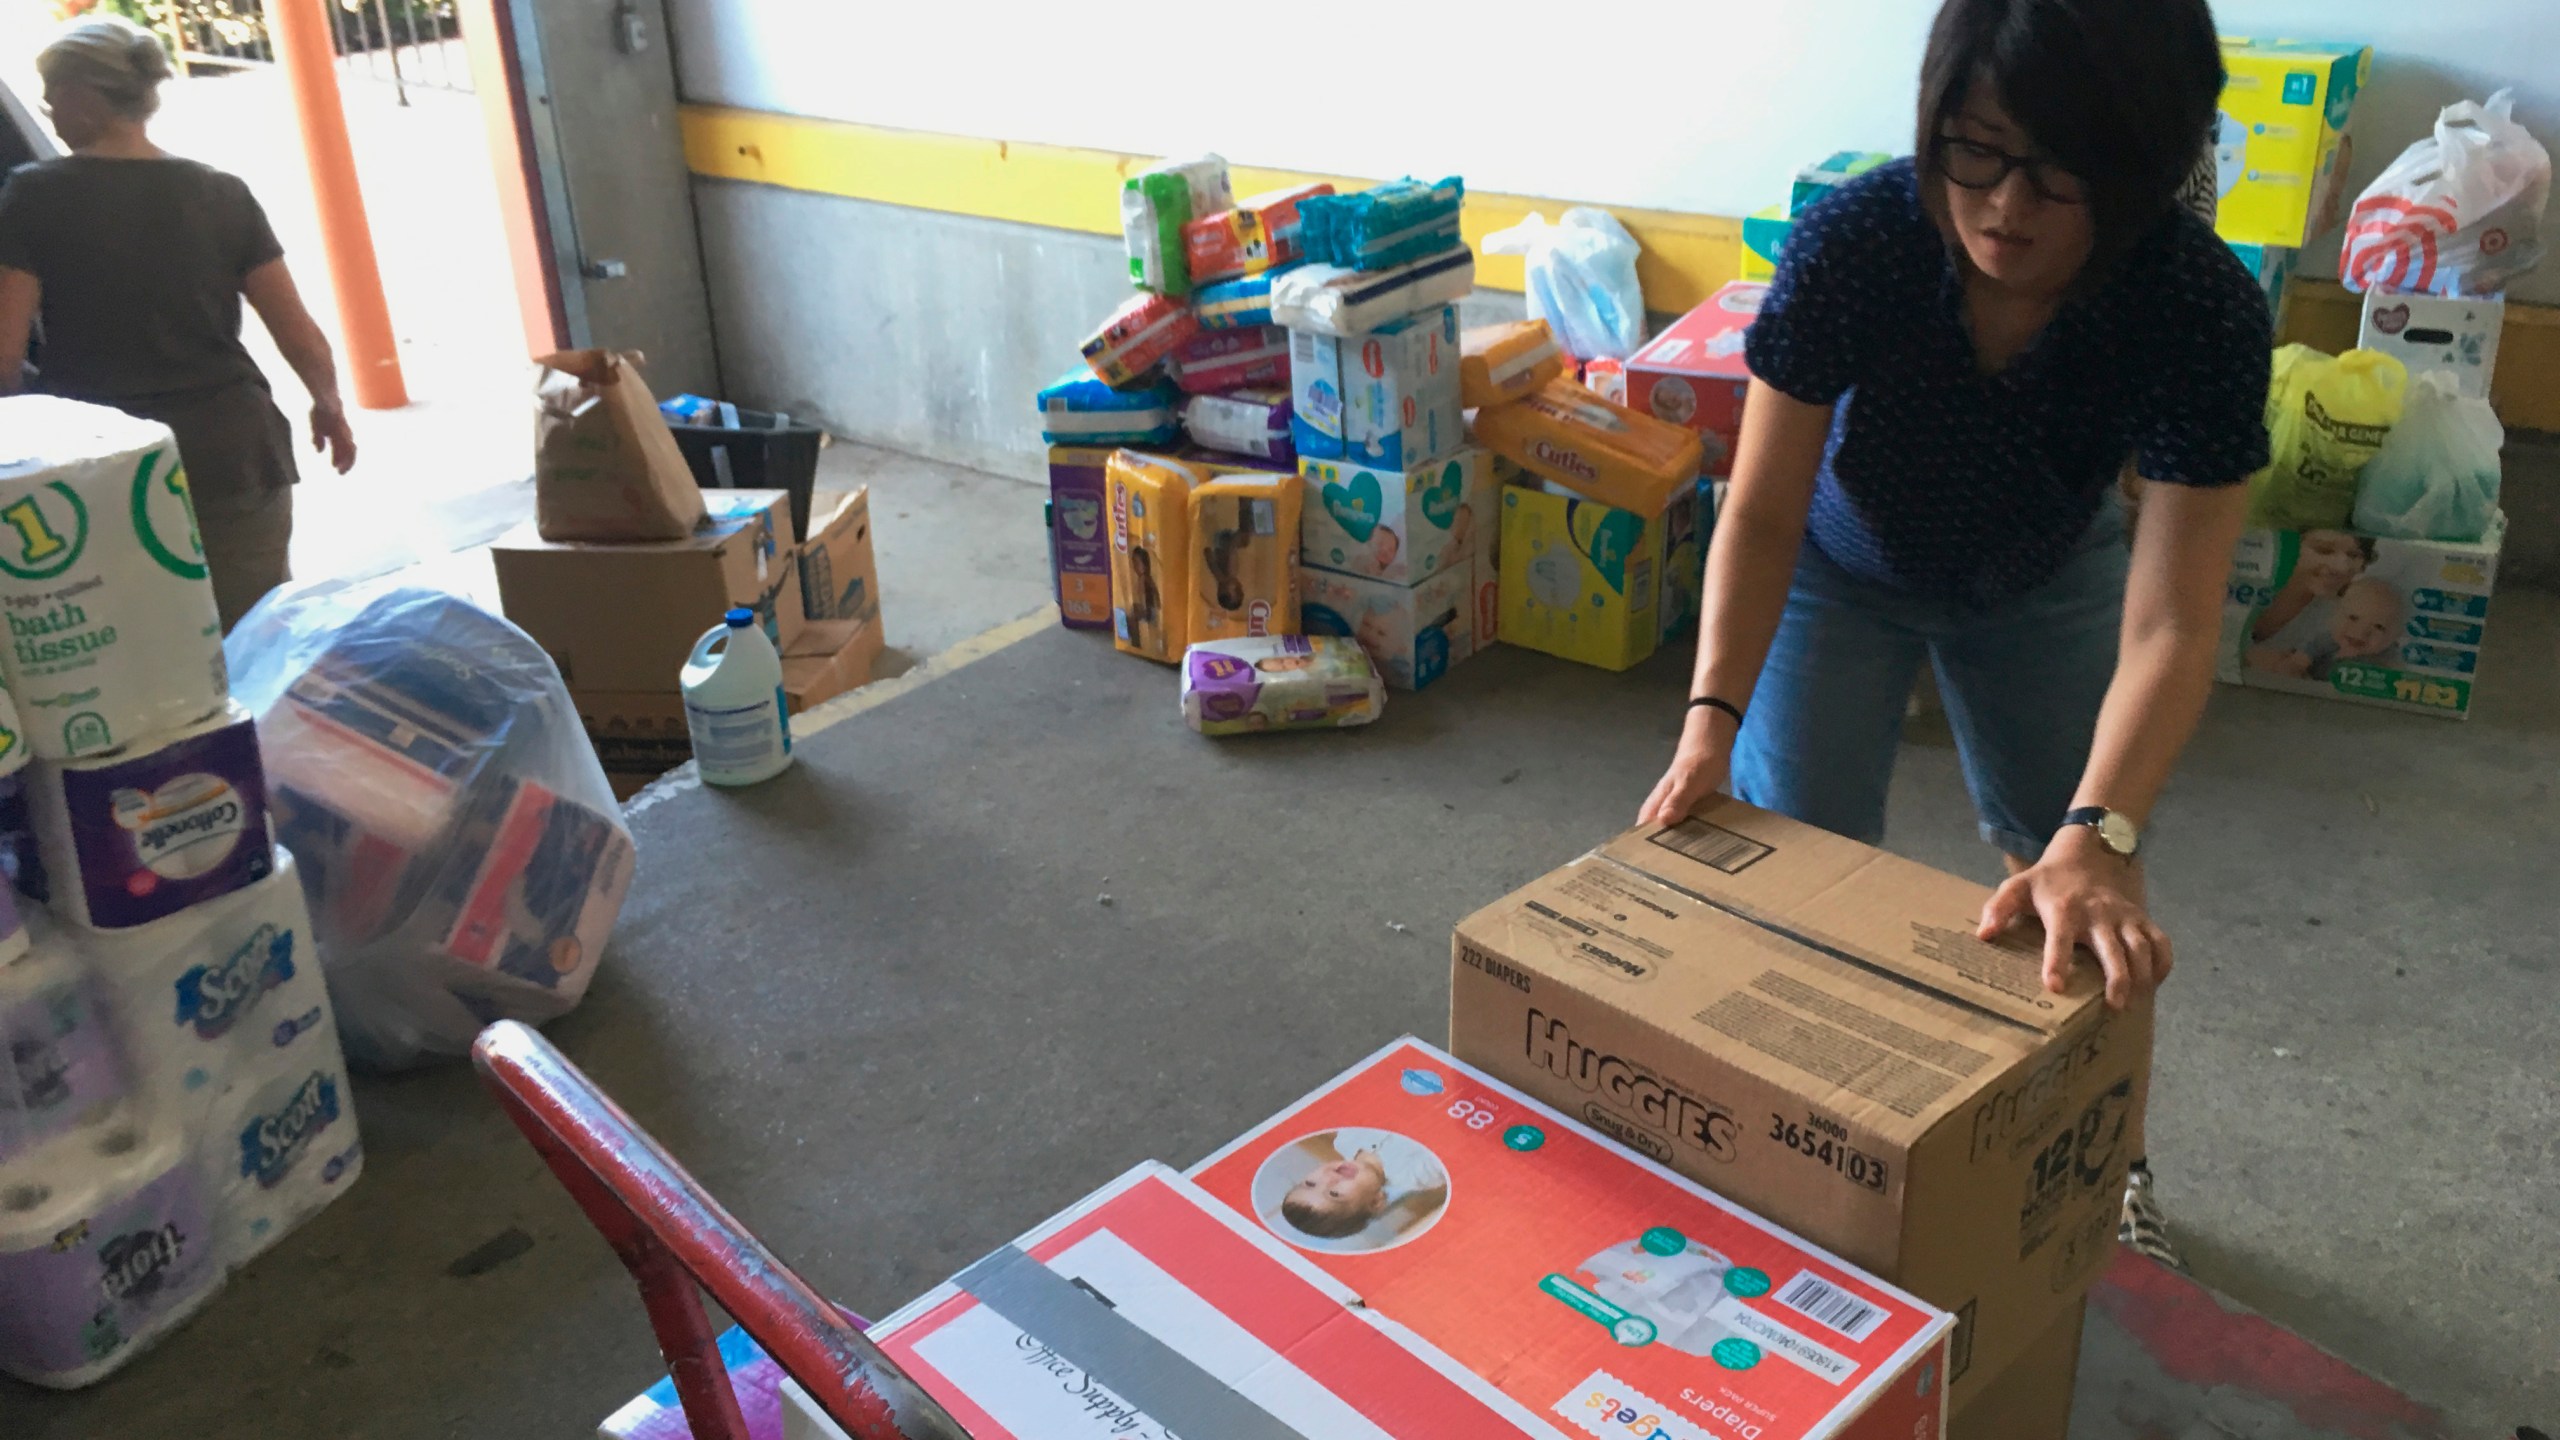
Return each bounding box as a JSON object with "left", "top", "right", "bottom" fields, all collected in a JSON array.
[
  {"left": 1189, "top": 475, "right": 1302, "bottom": 643},
  {"left": 1255, "top": 1127, "right": 1450, "bottom": 1253},
  {"left": 2330, "top": 577, "right": 2404, "bottom": 660}
]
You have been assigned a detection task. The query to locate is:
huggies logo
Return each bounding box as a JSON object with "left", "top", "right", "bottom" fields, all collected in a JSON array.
[
  {"left": 173, "top": 924, "right": 295, "bottom": 1040},
  {"left": 1526, "top": 1011, "right": 1738, "bottom": 1162}
]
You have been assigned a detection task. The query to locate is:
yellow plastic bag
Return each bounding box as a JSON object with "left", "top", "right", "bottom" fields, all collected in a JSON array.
[{"left": 2250, "top": 344, "right": 2408, "bottom": 530}]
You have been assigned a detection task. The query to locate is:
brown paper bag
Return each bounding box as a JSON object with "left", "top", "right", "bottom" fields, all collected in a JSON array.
[{"left": 533, "top": 349, "right": 708, "bottom": 542}]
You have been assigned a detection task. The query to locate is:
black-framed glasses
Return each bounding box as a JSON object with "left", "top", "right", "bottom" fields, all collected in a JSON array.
[{"left": 1931, "top": 135, "right": 2088, "bottom": 205}]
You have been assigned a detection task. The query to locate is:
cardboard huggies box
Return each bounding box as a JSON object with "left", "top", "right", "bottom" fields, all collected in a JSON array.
[{"left": 1449, "top": 798, "right": 2151, "bottom": 1410}]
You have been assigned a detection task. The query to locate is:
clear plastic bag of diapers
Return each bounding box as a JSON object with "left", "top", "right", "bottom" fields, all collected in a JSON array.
[
  {"left": 224, "top": 582, "right": 637, "bottom": 1070},
  {"left": 2352, "top": 370, "right": 2505, "bottom": 543},
  {"left": 1481, "top": 207, "right": 1647, "bottom": 362}
]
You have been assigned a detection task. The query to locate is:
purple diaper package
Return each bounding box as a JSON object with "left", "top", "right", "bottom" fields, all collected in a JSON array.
[
  {"left": 1179, "top": 635, "right": 1387, "bottom": 736},
  {"left": 27, "top": 701, "right": 274, "bottom": 930},
  {"left": 1182, "top": 389, "right": 1295, "bottom": 463}
]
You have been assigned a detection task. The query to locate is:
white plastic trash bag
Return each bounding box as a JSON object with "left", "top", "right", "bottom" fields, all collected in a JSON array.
[
  {"left": 2341, "top": 90, "right": 2551, "bottom": 297},
  {"left": 224, "top": 582, "right": 636, "bottom": 1070},
  {"left": 1482, "top": 207, "right": 1646, "bottom": 362},
  {"left": 2351, "top": 370, "right": 2505, "bottom": 543}
]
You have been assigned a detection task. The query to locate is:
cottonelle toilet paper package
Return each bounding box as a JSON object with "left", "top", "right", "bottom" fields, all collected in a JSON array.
[
  {"left": 27, "top": 699, "right": 274, "bottom": 930},
  {"left": 0, "top": 1116, "right": 219, "bottom": 1389},
  {"left": 71, "top": 849, "right": 359, "bottom": 1267},
  {"left": 0, "top": 397, "right": 228, "bottom": 762}
]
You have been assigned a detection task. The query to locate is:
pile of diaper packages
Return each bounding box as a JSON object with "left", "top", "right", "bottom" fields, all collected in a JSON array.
[{"left": 0, "top": 397, "right": 363, "bottom": 1388}]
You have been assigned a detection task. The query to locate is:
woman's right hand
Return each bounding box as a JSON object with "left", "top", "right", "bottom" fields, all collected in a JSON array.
[{"left": 1638, "top": 708, "right": 1739, "bottom": 827}]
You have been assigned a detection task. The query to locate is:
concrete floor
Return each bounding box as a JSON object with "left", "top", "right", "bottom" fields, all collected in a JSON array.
[{"left": 3, "top": 455, "right": 2554, "bottom": 1439}]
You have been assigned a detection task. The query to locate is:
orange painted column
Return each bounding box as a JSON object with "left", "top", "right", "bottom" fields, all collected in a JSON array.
[{"left": 265, "top": 0, "right": 409, "bottom": 410}]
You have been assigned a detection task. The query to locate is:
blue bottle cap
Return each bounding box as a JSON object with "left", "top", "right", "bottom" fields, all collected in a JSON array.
[{"left": 725, "top": 607, "right": 755, "bottom": 627}]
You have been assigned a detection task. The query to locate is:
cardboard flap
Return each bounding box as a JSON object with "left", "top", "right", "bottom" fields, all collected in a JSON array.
[{"left": 1600, "top": 801, "right": 2102, "bottom": 1034}]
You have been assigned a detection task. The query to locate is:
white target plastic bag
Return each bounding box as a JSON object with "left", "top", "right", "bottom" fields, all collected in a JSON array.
[
  {"left": 2341, "top": 90, "right": 2550, "bottom": 297},
  {"left": 225, "top": 582, "right": 636, "bottom": 1069},
  {"left": 1482, "top": 208, "right": 1647, "bottom": 362}
]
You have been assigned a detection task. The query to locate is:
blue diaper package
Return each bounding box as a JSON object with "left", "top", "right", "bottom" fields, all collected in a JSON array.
[
  {"left": 1193, "top": 264, "right": 1300, "bottom": 331},
  {"left": 1299, "top": 176, "right": 1466, "bottom": 271},
  {"left": 1035, "top": 369, "right": 1183, "bottom": 447}
]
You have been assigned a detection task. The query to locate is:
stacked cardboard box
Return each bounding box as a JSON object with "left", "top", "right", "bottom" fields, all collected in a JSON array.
[{"left": 495, "top": 485, "right": 883, "bottom": 794}]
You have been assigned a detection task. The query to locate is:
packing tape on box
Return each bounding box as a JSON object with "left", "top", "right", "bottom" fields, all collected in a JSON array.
[
  {"left": 1269, "top": 247, "right": 1475, "bottom": 338},
  {"left": 0, "top": 1117, "right": 217, "bottom": 1389},
  {"left": 0, "top": 397, "right": 228, "bottom": 762},
  {"left": 27, "top": 700, "right": 274, "bottom": 931}
]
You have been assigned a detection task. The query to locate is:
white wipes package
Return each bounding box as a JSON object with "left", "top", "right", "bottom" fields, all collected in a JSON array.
[{"left": 0, "top": 397, "right": 228, "bottom": 761}]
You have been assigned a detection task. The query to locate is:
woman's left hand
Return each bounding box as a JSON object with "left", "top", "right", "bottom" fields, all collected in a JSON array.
[{"left": 1976, "top": 827, "right": 2171, "bottom": 1011}]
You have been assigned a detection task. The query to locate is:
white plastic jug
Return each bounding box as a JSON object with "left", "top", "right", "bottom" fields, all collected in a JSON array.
[{"left": 680, "top": 608, "right": 792, "bottom": 786}]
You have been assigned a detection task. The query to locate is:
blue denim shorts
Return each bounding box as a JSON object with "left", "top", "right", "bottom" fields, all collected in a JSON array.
[{"left": 1730, "top": 502, "right": 2129, "bottom": 860}]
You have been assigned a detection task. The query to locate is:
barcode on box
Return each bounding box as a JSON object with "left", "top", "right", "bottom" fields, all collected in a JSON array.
[
  {"left": 1774, "top": 1271, "right": 1886, "bottom": 1343},
  {"left": 1649, "top": 818, "right": 1773, "bottom": 874}
]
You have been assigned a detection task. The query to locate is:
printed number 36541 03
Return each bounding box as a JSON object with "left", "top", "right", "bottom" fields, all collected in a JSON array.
[{"left": 1770, "top": 1115, "right": 1888, "bottom": 1192}]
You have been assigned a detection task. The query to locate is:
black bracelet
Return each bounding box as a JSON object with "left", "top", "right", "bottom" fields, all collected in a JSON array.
[{"left": 1688, "top": 696, "right": 1745, "bottom": 728}]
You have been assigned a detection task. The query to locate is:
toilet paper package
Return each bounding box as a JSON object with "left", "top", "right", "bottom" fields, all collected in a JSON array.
[
  {"left": 1193, "top": 267, "right": 1297, "bottom": 330},
  {"left": 1172, "top": 324, "right": 1290, "bottom": 395},
  {"left": 1288, "top": 305, "right": 1463, "bottom": 469},
  {"left": 0, "top": 397, "right": 228, "bottom": 761},
  {"left": 1471, "top": 377, "right": 1704, "bottom": 516},
  {"left": 1080, "top": 291, "right": 1202, "bottom": 389},
  {"left": 1460, "top": 318, "right": 1566, "bottom": 409},
  {"left": 1298, "top": 176, "right": 1466, "bottom": 271},
  {"left": 1184, "top": 183, "right": 1333, "bottom": 286},
  {"left": 1121, "top": 153, "right": 1232, "bottom": 295},
  {"left": 202, "top": 1044, "right": 360, "bottom": 1268},
  {"left": 0, "top": 932, "right": 125, "bottom": 1164},
  {"left": 0, "top": 1119, "right": 217, "bottom": 1388},
  {"left": 225, "top": 585, "right": 632, "bottom": 1067},
  {"left": 1189, "top": 472, "right": 1302, "bottom": 644},
  {"left": 1036, "top": 369, "right": 1182, "bottom": 447},
  {"left": 0, "top": 683, "right": 29, "bottom": 781},
  {"left": 1106, "top": 451, "right": 1204, "bottom": 664},
  {"left": 27, "top": 699, "right": 274, "bottom": 931},
  {"left": 1180, "top": 635, "right": 1386, "bottom": 736},
  {"left": 1182, "top": 389, "right": 1294, "bottom": 462},
  {"left": 1298, "top": 446, "right": 1491, "bottom": 586},
  {"left": 1301, "top": 559, "right": 1475, "bottom": 691},
  {"left": 1269, "top": 246, "right": 1474, "bottom": 337}
]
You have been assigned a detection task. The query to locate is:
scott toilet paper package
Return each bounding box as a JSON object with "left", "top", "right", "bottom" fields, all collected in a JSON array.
[
  {"left": 0, "top": 1117, "right": 217, "bottom": 1388},
  {"left": 0, "top": 398, "right": 228, "bottom": 761},
  {"left": 27, "top": 700, "right": 274, "bottom": 930}
]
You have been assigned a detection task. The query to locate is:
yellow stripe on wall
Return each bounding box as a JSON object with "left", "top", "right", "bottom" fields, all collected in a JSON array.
[
  {"left": 681, "top": 105, "right": 2559, "bottom": 431},
  {"left": 679, "top": 105, "right": 1741, "bottom": 317}
]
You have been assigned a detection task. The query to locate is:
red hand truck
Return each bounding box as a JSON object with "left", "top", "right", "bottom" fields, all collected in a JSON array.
[{"left": 472, "top": 1020, "right": 976, "bottom": 1440}]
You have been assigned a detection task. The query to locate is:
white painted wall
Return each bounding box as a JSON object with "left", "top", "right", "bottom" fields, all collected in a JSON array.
[{"left": 667, "top": 0, "right": 2560, "bottom": 303}]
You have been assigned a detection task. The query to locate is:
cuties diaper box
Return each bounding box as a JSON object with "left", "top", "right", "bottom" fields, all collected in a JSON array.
[
  {"left": 1497, "top": 483, "right": 1670, "bottom": 672},
  {"left": 786, "top": 1162, "right": 1576, "bottom": 1440},
  {"left": 1290, "top": 305, "right": 1464, "bottom": 471},
  {"left": 1474, "top": 379, "right": 1704, "bottom": 517},
  {"left": 2213, "top": 39, "right": 2371, "bottom": 249},
  {"left": 1299, "top": 447, "right": 1491, "bottom": 587},
  {"left": 1302, "top": 562, "right": 1474, "bottom": 692},
  {"left": 1107, "top": 452, "right": 1204, "bottom": 664},
  {"left": 1188, "top": 473, "right": 1302, "bottom": 644},
  {"left": 2219, "top": 521, "right": 2501, "bottom": 719},
  {"left": 1627, "top": 283, "right": 1764, "bottom": 479},
  {"left": 1188, "top": 1039, "right": 1955, "bottom": 1440}
]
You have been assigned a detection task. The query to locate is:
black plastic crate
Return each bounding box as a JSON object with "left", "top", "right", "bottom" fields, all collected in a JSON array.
[{"left": 667, "top": 407, "right": 823, "bottom": 543}]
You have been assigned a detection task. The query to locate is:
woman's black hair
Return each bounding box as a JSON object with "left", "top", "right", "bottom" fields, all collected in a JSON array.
[{"left": 1915, "top": 0, "right": 2224, "bottom": 275}]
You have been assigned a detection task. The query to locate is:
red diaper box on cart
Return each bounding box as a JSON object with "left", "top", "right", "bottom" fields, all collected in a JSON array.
[
  {"left": 1626, "top": 282, "right": 1765, "bottom": 478},
  {"left": 1190, "top": 1039, "right": 1956, "bottom": 1440}
]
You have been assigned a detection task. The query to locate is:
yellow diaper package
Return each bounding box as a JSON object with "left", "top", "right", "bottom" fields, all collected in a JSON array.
[
  {"left": 1189, "top": 472, "right": 1303, "bottom": 644},
  {"left": 1107, "top": 450, "right": 1205, "bottom": 663},
  {"left": 1497, "top": 481, "right": 1669, "bottom": 672},
  {"left": 1459, "top": 320, "right": 1565, "bottom": 409},
  {"left": 1471, "top": 378, "right": 1702, "bottom": 518}
]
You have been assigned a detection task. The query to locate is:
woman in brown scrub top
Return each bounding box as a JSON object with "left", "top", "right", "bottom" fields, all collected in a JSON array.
[{"left": 0, "top": 15, "right": 356, "bottom": 630}]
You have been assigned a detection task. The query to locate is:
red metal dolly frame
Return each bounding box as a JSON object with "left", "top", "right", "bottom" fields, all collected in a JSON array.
[{"left": 472, "top": 1020, "right": 975, "bottom": 1440}]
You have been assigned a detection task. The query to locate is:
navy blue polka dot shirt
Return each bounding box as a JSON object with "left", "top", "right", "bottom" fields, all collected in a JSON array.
[{"left": 1746, "top": 158, "right": 2272, "bottom": 609}]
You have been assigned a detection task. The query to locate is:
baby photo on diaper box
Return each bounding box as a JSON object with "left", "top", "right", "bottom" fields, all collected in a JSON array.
[
  {"left": 1188, "top": 1040, "right": 1954, "bottom": 1440},
  {"left": 1299, "top": 446, "right": 1489, "bottom": 586},
  {"left": 1302, "top": 563, "right": 1473, "bottom": 692},
  {"left": 2221, "top": 524, "right": 2500, "bottom": 718}
]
